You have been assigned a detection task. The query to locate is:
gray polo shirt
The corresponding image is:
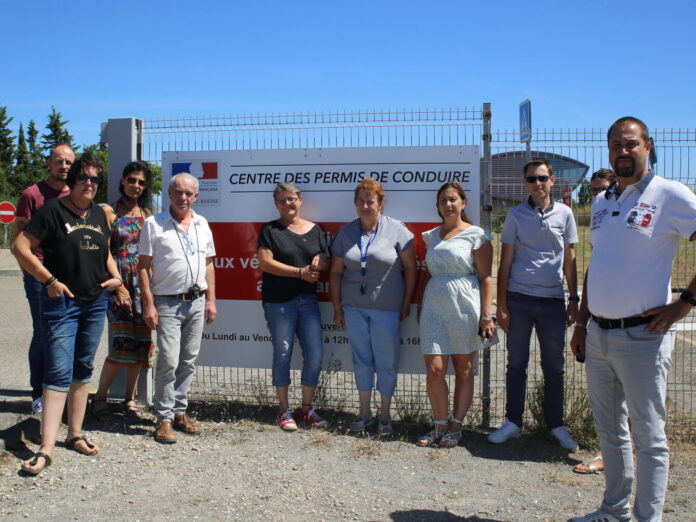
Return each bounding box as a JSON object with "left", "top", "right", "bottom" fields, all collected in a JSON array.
[
  {"left": 500, "top": 197, "right": 577, "bottom": 299},
  {"left": 331, "top": 215, "right": 414, "bottom": 311}
]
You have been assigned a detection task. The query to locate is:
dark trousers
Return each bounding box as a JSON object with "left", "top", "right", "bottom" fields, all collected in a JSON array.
[
  {"left": 23, "top": 273, "right": 44, "bottom": 400},
  {"left": 505, "top": 291, "right": 566, "bottom": 429}
]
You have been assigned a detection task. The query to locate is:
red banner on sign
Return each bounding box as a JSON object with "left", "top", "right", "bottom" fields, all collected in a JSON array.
[{"left": 209, "top": 221, "right": 439, "bottom": 301}]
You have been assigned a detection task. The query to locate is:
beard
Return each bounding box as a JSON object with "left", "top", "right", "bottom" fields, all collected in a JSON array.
[{"left": 614, "top": 156, "right": 635, "bottom": 178}]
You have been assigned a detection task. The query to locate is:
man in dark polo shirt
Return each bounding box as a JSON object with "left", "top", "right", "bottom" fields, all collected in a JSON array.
[
  {"left": 489, "top": 158, "right": 579, "bottom": 450},
  {"left": 13, "top": 144, "right": 74, "bottom": 414}
]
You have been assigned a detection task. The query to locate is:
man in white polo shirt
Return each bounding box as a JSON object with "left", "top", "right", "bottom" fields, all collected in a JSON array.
[
  {"left": 489, "top": 158, "right": 579, "bottom": 450},
  {"left": 138, "top": 173, "right": 217, "bottom": 444},
  {"left": 570, "top": 117, "right": 696, "bottom": 522}
]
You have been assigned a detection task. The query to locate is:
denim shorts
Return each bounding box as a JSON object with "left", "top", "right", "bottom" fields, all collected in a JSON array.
[
  {"left": 263, "top": 294, "right": 324, "bottom": 387},
  {"left": 41, "top": 289, "right": 109, "bottom": 392}
]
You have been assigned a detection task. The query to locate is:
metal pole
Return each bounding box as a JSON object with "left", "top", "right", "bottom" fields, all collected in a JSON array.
[{"left": 481, "top": 102, "right": 492, "bottom": 429}]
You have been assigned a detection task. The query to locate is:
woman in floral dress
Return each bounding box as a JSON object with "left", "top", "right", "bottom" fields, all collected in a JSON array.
[{"left": 92, "top": 161, "right": 155, "bottom": 420}]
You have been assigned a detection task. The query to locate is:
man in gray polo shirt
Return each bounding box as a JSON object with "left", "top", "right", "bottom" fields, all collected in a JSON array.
[{"left": 488, "top": 158, "right": 579, "bottom": 450}]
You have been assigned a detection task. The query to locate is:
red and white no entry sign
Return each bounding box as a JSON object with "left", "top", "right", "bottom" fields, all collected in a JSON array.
[{"left": 0, "top": 201, "right": 17, "bottom": 225}]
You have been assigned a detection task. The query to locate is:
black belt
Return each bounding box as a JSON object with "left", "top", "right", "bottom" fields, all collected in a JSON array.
[
  {"left": 159, "top": 292, "right": 202, "bottom": 302},
  {"left": 591, "top": 314, "right": 654, "bottom": 330}
]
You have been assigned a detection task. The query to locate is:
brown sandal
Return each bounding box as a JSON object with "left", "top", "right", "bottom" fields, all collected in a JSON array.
[
  {"left": 64, "top": 435, "right": 99, "bottom": 455},
  {"left": 21, "top": 452, "right": 52, "bottom": 476},
  {"left": 573, "top": 455, "right": 604, "bottom": 474},
  {"left": 123, "top": 400, "right": 143, "bottom": 420}
]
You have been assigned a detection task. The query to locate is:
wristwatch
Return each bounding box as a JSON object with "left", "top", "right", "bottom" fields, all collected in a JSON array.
[
  {"left": 568, "top": 295, "right": 580, "bottom": 303},
  {"left": 680, "top": 290, "right": 696, "bottom": 306}
]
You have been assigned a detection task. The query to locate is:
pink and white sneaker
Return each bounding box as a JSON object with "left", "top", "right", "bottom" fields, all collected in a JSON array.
[
  {"left": 277, "top": 408, "right": 298, "bottom": 431},
  {"left": 301, "top": 407, "right": 329, "bottom": 428}
]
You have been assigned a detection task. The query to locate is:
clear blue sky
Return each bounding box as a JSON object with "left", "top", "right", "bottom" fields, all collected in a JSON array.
[{"left": 1, "top": 0, "right": 694, "bottom": 149}]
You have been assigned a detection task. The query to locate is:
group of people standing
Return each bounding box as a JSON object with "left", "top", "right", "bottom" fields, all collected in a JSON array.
[
  {"left": 253, "top": 116, "right": 696, "bottom": 522},
  {"left": 12, "top": 151, "right": 215, "bottom": 473},
  {"left": 10, "top": 115, "right": 696, "bottom": 522}
]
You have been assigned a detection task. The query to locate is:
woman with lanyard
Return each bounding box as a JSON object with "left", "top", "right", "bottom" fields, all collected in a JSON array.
[
  {"left": 257, "top": 182, "right": 330, "bottom": 431},
  {"left": 12, "top": 153, "right": 124, "bottom": 475},
  {"left": 330, "top": 178, "right": 417, "bottom": 436}
]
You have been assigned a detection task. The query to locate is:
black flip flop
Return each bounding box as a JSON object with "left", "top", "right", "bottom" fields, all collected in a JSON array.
[
  {"left": 21, "top": 452, "right": 52, "bottom": 476},
  {"left": 64, "top": 435, "right": 98, "bottom": 455}
]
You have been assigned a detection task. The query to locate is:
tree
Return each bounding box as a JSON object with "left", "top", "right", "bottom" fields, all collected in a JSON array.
[
  {"left": 576, "top": 180, "right": 593, "bottom": 207},
  {"left": 15, "top": 123, "right": 28, "bottom": 172},
  {"left": 82, "top": 142, "right": 108, "bottom": 203},
  {"left": 41, "top": 105, "right": 75, "bottom": 154},
  {"left": 0, "top": 106, "right": 15, "bottom": 198},
  {"left": 12, "top": 120, "right": 47, "bottom": 193}
]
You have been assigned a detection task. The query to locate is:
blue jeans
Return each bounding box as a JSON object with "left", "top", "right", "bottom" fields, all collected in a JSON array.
[
  {"left": 505, "top": 292, "right": 566, "bottom": 429},
  {"left": 586, "top": 321, "right": 673, "bottom": 522},
  {"left": 41, "top": 289, "right": 109, "bottom": 393},
  {"left": 263, "top": 294, "right": 324, "bottom": 387},
  {"left": 153, "top": 295, "right": 205, "bottom": 422},
  {"left": 23, "top": 273, "right": 45, "bottom": 400},
  {"left": 343, "top": 305, "right": 400, "bottom": 396}
]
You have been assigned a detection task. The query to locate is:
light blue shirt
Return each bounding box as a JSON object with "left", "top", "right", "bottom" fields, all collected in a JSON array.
[{"left": 500, "top": 198, "right": 577, "bottom": 299}]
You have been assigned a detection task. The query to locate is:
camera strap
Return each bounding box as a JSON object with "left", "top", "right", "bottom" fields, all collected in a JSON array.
[{"left": 174, "top": 218, "right": 200, "bottom": 291}]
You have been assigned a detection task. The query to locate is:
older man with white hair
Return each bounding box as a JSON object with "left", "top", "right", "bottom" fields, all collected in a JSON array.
[{"left": 138, "top": 173, "right": 217, "bottom": 444}]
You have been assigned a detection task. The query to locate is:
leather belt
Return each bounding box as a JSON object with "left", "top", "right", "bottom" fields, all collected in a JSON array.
[
  {"left": 591, "top": 314, "right": 654, "bottom": 330},
  {"left": 159, "top": 292, "right": 201, "bottom": 302}
]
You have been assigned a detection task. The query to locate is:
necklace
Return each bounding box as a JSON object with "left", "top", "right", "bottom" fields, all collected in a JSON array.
[
  {"left": 118, "top": 199, "right": 141, "bottom": 218},
  {"left": 69, "top": 197, "right": 90, "bottom": 212}
]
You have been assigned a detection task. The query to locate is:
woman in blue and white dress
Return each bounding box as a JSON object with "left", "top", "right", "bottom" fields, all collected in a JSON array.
[{"left": 416, "top": 182, "right": 495, "bottom": 448}]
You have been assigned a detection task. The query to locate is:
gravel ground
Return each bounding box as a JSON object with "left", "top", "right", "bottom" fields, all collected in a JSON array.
[
  {"left": 1, "top": 404, "right": 695, "bottom": 521},
  {"left": 2, "top": 253, "right": 695, "bottom": 521}
]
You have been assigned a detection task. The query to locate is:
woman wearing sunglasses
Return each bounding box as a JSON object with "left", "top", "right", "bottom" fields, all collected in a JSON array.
[
  {"left": 91, "top": 161, "right": 155, "bottom": 422},
  {"left": 257, "top": 182, "right": 330, "bottom": 430},
  {"left": 12, "top": 153, "right": 124, "bottom": 475},
  {"left": 330, "top": 178, "right": 417, "bottom": 437}
]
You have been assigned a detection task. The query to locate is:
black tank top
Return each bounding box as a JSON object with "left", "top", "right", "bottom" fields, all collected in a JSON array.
[{"left": 26, "top": 197, "right": 111, "bottom": 300}]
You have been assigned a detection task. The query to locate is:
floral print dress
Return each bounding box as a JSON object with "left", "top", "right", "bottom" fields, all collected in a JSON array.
[{"left": 106, "top": 214, "right": 155, "bottom": 367}]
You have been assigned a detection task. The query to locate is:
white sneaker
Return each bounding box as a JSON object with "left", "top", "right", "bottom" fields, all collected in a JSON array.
[
  {"left": 487, "top": 420, "right": 521, "bottom": 444},
  {"left": 550, "top": 425, "right": 579, "bottom": 450},
  {"left": 31, "top": 397, "right": 43, "bottom": 415},
  {"left": 570, "top": 507, "right": 630, "bottom": 521}
]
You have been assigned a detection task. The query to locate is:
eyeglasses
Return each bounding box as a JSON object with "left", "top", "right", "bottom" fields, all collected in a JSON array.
[
  {"left": 126, "top": 177, "right": 147, "bottom": 187},
  {"left": 77, "top": 173, "right": 103, "bottom": 185},
  {"left": 589, "top": 186, "right": 609, "bottom": 196},
  {"left": 275, "top": 196, "right": 299, "bottom": 204},
  {"left": 525, "top": 175, "right": 550, "bottom": 183}
]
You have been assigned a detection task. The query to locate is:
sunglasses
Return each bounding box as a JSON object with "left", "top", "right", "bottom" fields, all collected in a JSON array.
[
  {"left": 275, "top": 196, "right": 299, "bottom": 204},
  {"left": 525, "top": 175, "right": 550, "bottom": 183},
  {"left": 77, "top": 173, "right": 103, "bottom": 185},
  {"left": 126, "top": 177, "right": 147, "bottom": 187}
]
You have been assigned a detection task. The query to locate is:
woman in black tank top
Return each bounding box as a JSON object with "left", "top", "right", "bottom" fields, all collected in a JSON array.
[{"left": 12, "top": 153, "right": 124, "bottom": 476}]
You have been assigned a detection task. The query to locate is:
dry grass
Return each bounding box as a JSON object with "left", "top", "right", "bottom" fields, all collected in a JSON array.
[{"left": 348, "top": 440, "right": 381, "bottom": 458}]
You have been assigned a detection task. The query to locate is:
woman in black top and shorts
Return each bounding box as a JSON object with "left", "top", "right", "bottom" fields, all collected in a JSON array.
[
  {"left": 257, "top": 182, "right": 330, "bottom": 431},
  {"left": 12, "top": 153, "right": 124, "bottom": 475}
]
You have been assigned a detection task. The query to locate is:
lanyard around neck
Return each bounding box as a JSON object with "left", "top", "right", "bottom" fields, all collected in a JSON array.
[{"left": 359, "top": 216, "right": 382, "bottom": 295}]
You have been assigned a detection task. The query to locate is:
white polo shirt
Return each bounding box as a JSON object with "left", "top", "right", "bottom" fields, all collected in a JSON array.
[
  {"left": 139, "top": 209, "right": 216, "bottom": 296},
  {"left": 587, "top": 172, "right": 696, "bottom": 319}
]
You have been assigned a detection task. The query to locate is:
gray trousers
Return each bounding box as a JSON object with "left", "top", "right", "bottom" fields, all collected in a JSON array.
[
  {"left": 153, "top": 295, "right": 205, "bottom": 422},
  {"left": 586, "top": 321, "right": 674, "bottom": 522}
]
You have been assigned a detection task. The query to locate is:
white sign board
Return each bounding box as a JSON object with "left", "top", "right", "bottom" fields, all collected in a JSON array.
[{"left": 162, "top": 146, "right": 480, "bottom": 373}]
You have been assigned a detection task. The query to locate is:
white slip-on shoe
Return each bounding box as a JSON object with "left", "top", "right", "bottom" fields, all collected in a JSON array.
[
  {"left": 570, "top": 507, "right": 630, "bottom": 521},
  {"left": 550, "top": 425, "right": 579, "bottom": 451},
  {"left": 487, "top": 420, "right": 521, "bottom": 444}
]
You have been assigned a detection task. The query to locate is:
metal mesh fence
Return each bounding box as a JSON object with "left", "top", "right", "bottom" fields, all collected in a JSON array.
[
  {"left": 141, "top": 107, "right": 487, "bottom": 423},
  {"left": 139, "top": 112, "right": 696, "bottom": 435},
  {"left": 490, "top": 128, "right": 696, "bottom": 436}
]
